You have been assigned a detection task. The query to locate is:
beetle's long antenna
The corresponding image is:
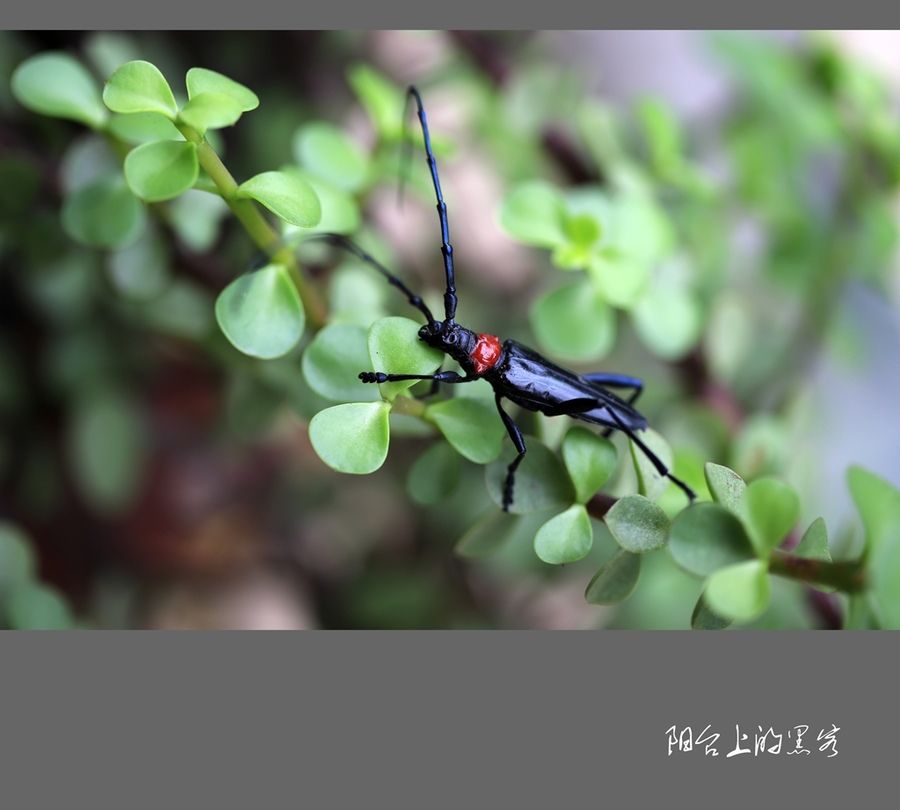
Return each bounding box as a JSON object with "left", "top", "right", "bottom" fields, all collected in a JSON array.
[
  {"left": 404, "top": 86, "right": 458, "bottom": 324},
  {"left": 306, "top": 233, "right": 436, "bottom": 325}
]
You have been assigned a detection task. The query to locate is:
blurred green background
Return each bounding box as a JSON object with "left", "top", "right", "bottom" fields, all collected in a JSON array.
[{"left": 2, "top": 30, "right": 900, "bottom": 629}]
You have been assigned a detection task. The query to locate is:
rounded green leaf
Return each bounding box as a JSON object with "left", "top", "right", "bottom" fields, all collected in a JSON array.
[
  {"left": 328, "top": 263, "right": 388, "bottom": 327},
  {"left": 499, "top": 181, "right": 567, "bottom": 247},
  {"left": 633, "top": 284, "right": 701, "bottom": 360},
  {"left": 62, "top": 176, "right": 145, "bottom": 249},
  {"left": 704, "top": 462, "right": 746, "bottom": 512},
  {"left": 847, "top": 465, "right": 900, "bottom": 556},
  {"left": 0, "top": 522, "right": 35, "bottom": 589},
  {"left": 534, "top": 504, "right": 593, "bottom": 564},
  {"left": 562, "top": 426, "right": 617, "bottom": 503},
  {"left": 427, "top": 397, "right": 505, "bottom": 464},
  {"left": 629, "top": 428, "right": 674, "bottom": 501},
  {"left": 585, "top": 549, "right": 641, "bottom": 604},
  {"left": 103, "top": 60, "right": 178, "bottom": 118},
  {"left": 186, "top": 67, "right": 259, "bottom": 112},
  {"left": 124, "top": 140, "right": 199, "bottom": 202},
  {"left": 530, "top": 279, "right": 616, "bottom": 362},
  {"left": 739, "top": 477, "right": 800, "bottom": 557},
  {"left": 291, "top": 175, "right": 360, "bottom": 235},
  {"left": 407, "top": 441, "right": 462, "bottom": 505},
  {"left": 12, "top": 52, "right": 107, "bottom": 128},
  {"left": 178, "top": 92, "right": 244, "bottom": 132},
  {"left": 587, "top": 252, "right": 649, "bottom": 308},
  {"left": 294, "top": 122, "right": 368, "bottom": 192},
  {"left": 455, "top": 510, "right": 518, "bottom": 558},
  {"left": 215, "top": 263, "right": 305, "bottom": 359},
  {"left": 704, "top": 560, "right": 771, "bottom": 623},
  {"left": 691, "top": 595, "right": 732, "bottom": 630},
  {"left": 347, "top": 64, "right": 403, "bottom": 138},
  {"left": 605, "top": 494, "right": 669, "bottom": 553},
  {"left": 308, "top": 401, "right": 391, "bottom": 474},
  {"left": 6, "top": 583, "right": 73, "bottom": 630},
  {"left": 236, "top": 171, "right": 321, "bottom": 227},
  {"left": 669, "top": 502, "right": 756, "bottom": 577},
  {"left": 107, "top": 111, "right": 183, "bottom": 143},
  {"left": 367, "top": 316, "right": 442, "bottom": 400},
  {"left": 485, "top": 439, "right": 575, "bottom": 514},
  {"left": 68, "top": 387, "right": 145, "bottom": 515},
  {"left": 301, "top": 323, "right": 378, "bottom": 403}
]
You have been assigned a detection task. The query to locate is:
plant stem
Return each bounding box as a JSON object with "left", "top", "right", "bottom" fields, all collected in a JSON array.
[
  {"left": 176, "top": 123, "right": 327, "bottom": 329},
  {"left": 769, "top": 550, "right": 867, "bottom": 593}
]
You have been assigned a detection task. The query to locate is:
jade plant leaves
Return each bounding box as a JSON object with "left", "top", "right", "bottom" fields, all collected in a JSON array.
[
  {"left": 668, "top": 502, "right": 756, "bottom": 576},
  {"left": 103, "top": 60, "right": 178, "bottom": 118},
  {"left": 605, "top": 495, "right": 670, "bottom": 553},
  {"left": 530, "top": 278, "right": 615, "bottom": 361},
  {"left": 534, "top": 504, "right": 593, "bottom": 564},
  {"left": 62, "top": 176, "right": 145, "bottom": 249},
  {"left": 739, "top": 477, "right": 800, "bottom": 556},
  {"left": 124, "top": 140, "right": 199, "bottom": 202},
  {"left": 562, "top": 427, "right": 617, "bottom": 503},
  {"left": 294, "top": 122, "right": 368, "bottom": 192},
  {"left": 427, "top": 397, "right": 505, "bottom": 464},
  {"left": 235, "top": 171, "right": 321, "bottom": 228},
  {"left": 367, "top": 317, "right": 442, "bottom": 400},
  {"left": 704, "top": 559, "right": 771, "bottom": 622},
  {"left": 301, "top": 323, "right": 379, "bottom": 403},
  {"left": 585, "top": 549, "right": 641, "bottom": 604},
  {"left": 215, "top": 263, "right": 306, "bottom": 359},
  {"left": 12, "top": 52, "right": 108, "bottom": 128},
  {"left": 185, "top": 67, "right": 259, "bottom": 112},
  {"left": 485, "top": 439, "right": 575, "bottom": 514},
  {"left": 308, "top": 401, "right": 391, "bottom": 474}
]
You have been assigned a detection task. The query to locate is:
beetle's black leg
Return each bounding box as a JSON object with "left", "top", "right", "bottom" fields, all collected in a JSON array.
[
  {"left": 359, "top": 370, "right": 475, "bottom": 385},
  {"left": 306, "top": 233, "right": 436, "bottom": 325},
  {"left": 604, "top": 410, "right": 696, "bottom": 502},
  {"left": 583, "top": 373, "right": 644, "bottom": 436},
  {"left": 405, "top": 87, "right": 457, "bottom": 323},
  {"left": 414, "top": 367, "right": 444, "bottom": 400},
  {"left": 495, "top": 394, "right": 526, "bottom": 512}
]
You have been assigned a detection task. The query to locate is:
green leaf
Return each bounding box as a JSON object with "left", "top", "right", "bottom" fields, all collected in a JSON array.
[
  {"left": 12, "top": 52, "right": 107, "bottom": 128},
  {"left": 347, "top": 64, "right": 403, "bottom": 138},
  {"left": 739, "top": 477, "right": 800, "bottom": 557},
  {"left": 294, "top": 122, "right": 368, "bottom": 192},
  {"left": 235, "top": 171, "right": 321, "bottom": 227},
  {"left": 291, "top": 175, "right": 360, "bottom": 235},
  {"left": 534, "top": 504, "right": 593, "bottom": 564},
  {"left": 178, "top": 92, "right": 244, "bottom": 133},
  {"left": 168, "top": 190, "right": 229, "bottom": 252},
  {"left": 62, "top": 176, "right": 145, "bottom": 249},
  {"left": 704, "top": 462, "right": 746, "bottom": 512},
  {"left": 587, "top": 252, "right": 649, "bottom": 308},
  {"left": 499, "top": 181, "right": 567, "bottom": 248},
  {"left": 407, "top": 442, "right": 462, "bottom": 505},
  {"left": 328, "top": 263, "right": 387, "bottom": 327},
  {"left": 367, "top": 316, "right": 442, "bottom": 400},
  {"left": 308, "top": 401, "right": 391, "bottom": 474},
  {"left": 124, "top": 140, "right": 199, "bottom": 202},
  {"left": 605, "top": 494, "right": 669, "bottom": 553},
  {"left": 5, "top": 583, "right": 73, "bottom": 629},
  {"left": 0, "top": 522, "right": 35, "bottom": 590},
  {"left": 704, "top": 560, "right": 771, "bottom": 623},
  {"left": 530, "top": 279, "right": 615, "bottom": 362},
  {"left": 107, "top": 227, "right": 171, "bottom": 302},
  {"left": 68, "top": 387, "right": 145, "bottom": 515},
  {"left": 629, "top": 428, "right": 674, "bottom": 501},
  {"left": 103, "top": 60, "right": 178, "bottom": 118},
  {"left": 185, "top": 67, "right": 259, "bottom": 112},
  {"left": 795, "top": 517, "right": 831, "bottom": 561},
  {"left": 848, "top": 465, "right": 900, "bottom": 557},
  {"left": 485, "top": 439, "right": 575, "bottom": 514},
  {"left": 585, "top": 549, "right": 641, "bottom": 604},
  {"left": 455, "top": 510, "right": 518, "bottom": 558},
  {"left": 427, "top": 397, "right": 505, "bottom": 464},
  {"left": 108, "top": 111, "right": 182, "bottom": 143},
  {"left": 301, "top": 323, "right": 379, "bottom": 402},
  {"left": 562, "top": 426, "right": 617, "bottom": 503},
  {"left": 633, "top": 284, "right": 701, "bottom": 360},
  {"left": 691, "top": 594, "right": 732, "bottom": 630},
  {"left": 215, "top": 263, "right": 305, "bottom": 359},
  {"left": 668, "top": 502, "right": 756, "bottom": 576}
]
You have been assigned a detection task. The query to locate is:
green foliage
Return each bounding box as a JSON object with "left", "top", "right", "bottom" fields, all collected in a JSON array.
[
  {"left": 302, "top": 324, "right": 379, "bottom": 403},
  {"left": 295, "top": 122, "right": 368, "bottom": 192},
  {"left": 12, "top": 52, "right": 107, "bottom": 128},
  {"left": 61, "top": 176, "right": 145, "bottom": 249},
  {"left": 124, "top": 140, "right": 199, "bottom": 201},
  {"left": 308, "top": 401, "right": 391, "bottom": 474},
  {"left": 367, "top": 317, "right": 442, "bottom": 399},
  {"left": 704, "top": 560, "right": 771, "bottom": 623},
  {"left": 534, "top": 504, "right": 593, "bottom": 564},
  {"left": 427, "top": 398, "right": 505, "bottom": 464},
  {"left": 235, "top": 171, "right": 321, "bottom": 227},
  {"left": 605, "top": 495, "right": 669, "bottom": 553},
  {"left": 103, "top": 60, "right": 178, "bottom": 118},
  {"left": 669, "top": 503, "right": 755, "bottom": 576},
  {"left": 530, "top": 279, "right": 615, "bottom": 361},
  {"left": 585, "top": 550, "right": 641, "bottom": 604},
  {"left": 562, "top": 427, "right": 617, "bottom": 504},
  {"left": 215, "top": 263, "right": 306, "bottom": 359}
]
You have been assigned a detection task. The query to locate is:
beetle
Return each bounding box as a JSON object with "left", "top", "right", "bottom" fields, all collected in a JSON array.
[{"left": 319, "top": 86, "right": 696, "bottom": 512}]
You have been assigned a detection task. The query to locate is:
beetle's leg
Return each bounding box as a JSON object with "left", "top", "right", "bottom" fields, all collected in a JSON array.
[
  {"left": 582, "top": 373, "right": 644, "bottom": 436},
  {"left": 414, "top": 367, "right": 444, "bottom": 400},
  {"left": 306, "top": 233, "right": 437, "bottom": 325},
  {"left": 359, "top": 370, "right": 475, "bottom": 384},
  {"left": 604, "top": 410, "right": 697, "bottom": 502},
  {"left": 495, "top": 394, "right": 527, "bottom": 512}
]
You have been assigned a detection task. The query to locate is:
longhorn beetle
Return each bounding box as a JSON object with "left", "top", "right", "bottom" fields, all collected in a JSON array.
[{"left": 318, "top": 86, "right": 696, "bottom": 511}]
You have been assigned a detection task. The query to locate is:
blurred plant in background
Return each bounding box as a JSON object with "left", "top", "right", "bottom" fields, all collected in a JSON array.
[{"left": 2, "top": 30, "right": 900, "bottom": 629}]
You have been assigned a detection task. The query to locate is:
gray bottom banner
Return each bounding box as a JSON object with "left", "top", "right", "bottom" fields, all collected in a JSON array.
[{"left": 0, "top": 631, "right": 892, "bottom": 807}]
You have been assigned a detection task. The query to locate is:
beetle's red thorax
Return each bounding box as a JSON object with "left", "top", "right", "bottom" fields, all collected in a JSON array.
[{"left": 470, "top": 333, "right": 502, "bottom": 374}]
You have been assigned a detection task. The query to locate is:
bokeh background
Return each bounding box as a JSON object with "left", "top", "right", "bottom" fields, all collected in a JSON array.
[{"left": 2, "top": 30, "right": 900, "bottom": 628}]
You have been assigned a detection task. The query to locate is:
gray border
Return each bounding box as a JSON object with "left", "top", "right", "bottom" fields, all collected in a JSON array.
[
  {"left": 0, "top": 631, "right": 894, "bottom": 806},
  {"left": 2, "top": 2, "right": 899, "bottom": 29}
]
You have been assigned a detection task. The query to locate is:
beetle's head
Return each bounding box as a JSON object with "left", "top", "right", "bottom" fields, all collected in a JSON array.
[{"left": 418, "top": 321, "right": 475, "bottom": 364}]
